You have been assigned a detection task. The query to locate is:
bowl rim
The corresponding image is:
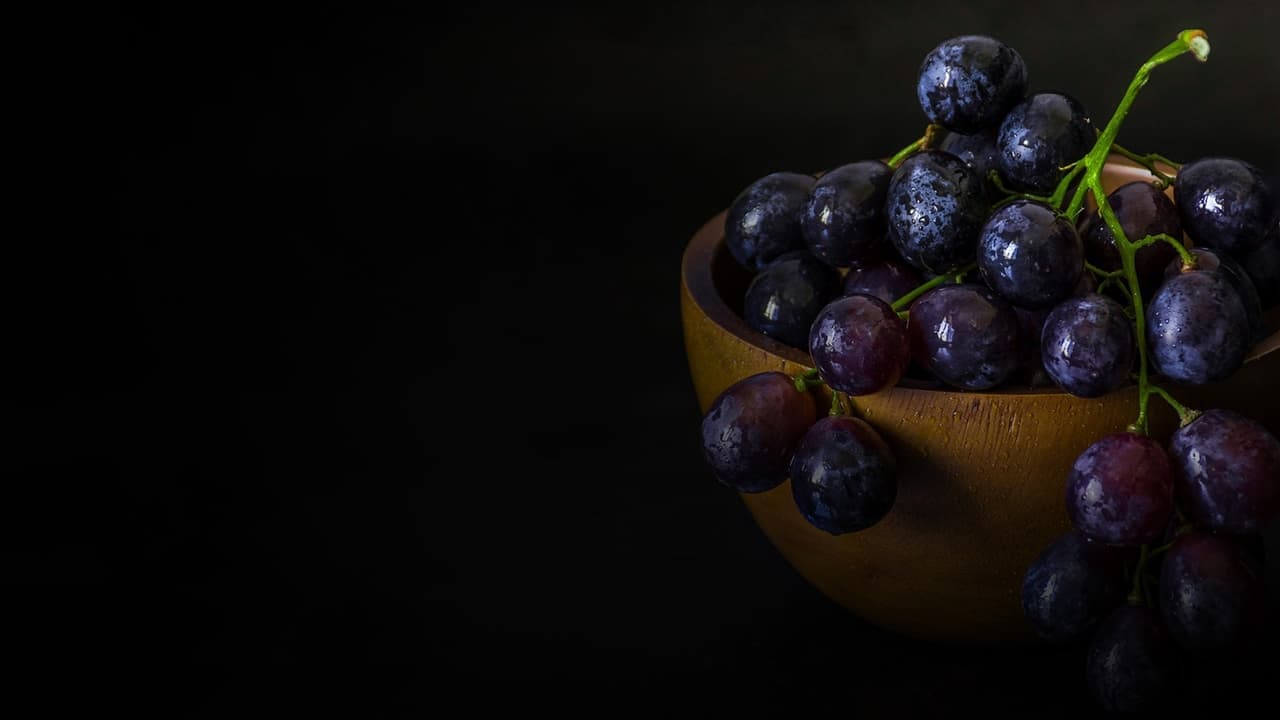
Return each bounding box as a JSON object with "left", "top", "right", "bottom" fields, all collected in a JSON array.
[{"left": 681, "top": 158, "right": 1280, "bottom": 398}]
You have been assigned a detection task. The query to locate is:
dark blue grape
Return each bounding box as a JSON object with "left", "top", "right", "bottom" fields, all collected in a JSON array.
[
  {"left": 1079, "top": 180, "right": 1183, "bottom": 299},
  {"left": 842, "top": 257, "right": 924, "bottom": 306},
  {"left": 1241, "top": 217, "right": 1280, "bottom": 309},
  {"left": 1147, "top": 270, "right": 1251, "bottom": 385},
  {"left": 1158, "top": 531, "right": 1266, "bottom": 651},
  {"left": 907, "top": 283, "right": 1019, "bottom": 390},
  {"left": 1168, "top": 409, "right": 1280, "bottom": 534},
  {"left": 939, "top": 129, "right": 1000, "bottom": 198},
  {"left": 701, "top": 372, "right": 818, "bottom": 493},
  {"left": 789, "top": 416, "right": 897, "bottom": 534},
  {"left": 1163, "top": 246, "right": 1262, "bottom": 340},
  {"left": 1086, "top": 605, "right": 1182, "bottom": 713},
  {"left": 1040, "top": 294, "right": 1134, "bottom": 398},
  {"left": 1066, "top": 432, "right": 1173, "bottom": 546},
  {"left": 996, "top": 93, "right": 1093, "bottom": 193},
  {"left": 916, "top": 35, "right": 1027, "bottom": 134},
  {"left": 886, "top": 150, "right": 989, "bottom": 275},
  {"left": 978, "top": 200, "right": 1084, "bottom": 309},
  {"left": 1021, "top": 529, "right": 1132, "bottom": 643},
  {"left": 1175, "top": 157, "right": 1275, "bottom": 256},
  {"left": 809, "top": 294, "right": 909, "bottom": 396},
  {"left": 743, "top": 252, "right": 842, "bottom": 348},
  {"left": 801, "top": 161, "right": 892, "bottom": 268},
  {"left": 724, "top": 172, "right": 815, "bottom": 272}
]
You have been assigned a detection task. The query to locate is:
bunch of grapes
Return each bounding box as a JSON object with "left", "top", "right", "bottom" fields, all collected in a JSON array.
[{"left": 698, "top": 30, "right": 1279, "bottom": 711}]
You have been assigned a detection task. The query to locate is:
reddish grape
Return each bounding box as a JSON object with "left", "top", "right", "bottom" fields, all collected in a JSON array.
[
  {"left": 907, "top": 284, "right": 1019, "bottom": 390},
  {"left": 701, "top": 372, "right": 818, "bottom": 493},
  {"left": 1066, "top": 433, "right": 1174, "bottom": 546},
  {"left": 809, "top": 294, "right": 910, "bottom": 396},
  {"left": 1167, "top": 409, "right": 1280, "bottom": 534}
]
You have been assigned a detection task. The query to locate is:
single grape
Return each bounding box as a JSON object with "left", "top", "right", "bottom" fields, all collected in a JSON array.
[
  {"left": 1174, "top": 157, "right": 1275, "bottom": 256},
  {"left": 743, "top": 252, "right": 842, "bottom": 348},
  {"left": 789, "top": 416, "right": 897, "bottom": 534},
  {"left": 916, "top": 35, "right": 1027, "bottom": 134},
  {"left": 801, "top": 161, "right": 892, "bottom": 268},
  {"left": 842, "top": 257, "right": 924, "bottom": 306},
  {"left": 1158, "top": 531, "right": 1266, "bottom": 651},
  {"left": 1240, "top": 217, "right": 1280, "bottom": 310},
  {"left": 1162, "top": 246, "right": 1262, "bottom": 340},
  {"left": 1078, "top": 180, "right": 1183, "bottom": 299},
  {"left": 1167, "top": 409, "right": 1280, "bottom": 534},
  {"left": 886, "top": 150, "right": 989, "bottom": 275},
  {"left": 1040, "top": 294, "right": 1134, "bottom": 398},
  {"left": 809, "top": 294, "right": 910, "bottom": 395},
  {"left": 978, "top": 199, "right": 1084, "bottom": 309},
  {"left": 1086, "top": 605, "right": 1182, "bottom": 713},
  {"left": 724, "top": 172, "right": 815, "bottom": 272},
  {"left": 701, "top": 372, "right": 818, "bottom": 493},
  {"left": 1021, "top": 529, "right": 1133, "bottom": 643},
  {"left": 996, "top": 93, "right": 1093, "bottom": 193},
  {"left": 938, "top": 128, "right": 1000, "bottom": 197},
  {"left": 907, "top": 283, "right": 1019, "bottom": 390},
  {"left": 1146, "top": 270, "right": 1251, "bottom": 385},
  {"left": 1066, "top": 432, "right": 1174, "bottom": 546}
]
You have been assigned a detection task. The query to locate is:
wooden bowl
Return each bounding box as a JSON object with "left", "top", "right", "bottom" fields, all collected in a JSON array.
[{"left": 680, "top": 159, "right": 1280, "bottom": 645}]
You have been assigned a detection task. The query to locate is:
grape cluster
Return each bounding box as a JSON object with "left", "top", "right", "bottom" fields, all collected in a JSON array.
[{"left": 700, "top": 30, "right": 1279, "bottom": 711}]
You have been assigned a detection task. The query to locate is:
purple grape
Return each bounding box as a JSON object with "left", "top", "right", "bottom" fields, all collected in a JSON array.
[
  {"left": 1167, "top": 409, "right": 1280, "bottom": 534},
  {"left": 1040, "top": 294, "right": 1135, "bottom": 398},
  {"left": 996, "top": 93, "right": 1093, "bottom": 193},
  {"left": 841, "top": 257, "right": 924, "bottom": 306},
  {"left": 743, "top": 252, "right": 842, "bottom": 348},
  {"left": 978, "top": 199, "right": 1084, "bottom": 309},
  {"left": 801, "top": 161, "right": 892, "bottom": 268},
  {"left": 1175, "top": 157, "right": 1275, "bottom": 256},
  {"left": 789, "top": 416, "right": 897, "bottom": 534},
  {"left": 939, "top": 129, "right": 1000, "bottom": 197},
  {"left": 724, "top": 172, "right": 815, "bottom": 272},
  {"left": 886, "top": 150, "right": 990, "bottom": 275},
  {"left": 1021, "top": 529, "right": 1133, "bottom": 643},
  {"left": 809, "top": 295, "right": 909, "bottom": 396},
  {"left": 1086, "top": 605, "right": 1182, "bottom": 713},
  {"left": 1066, "top": 432, "right": 1174, "bottom": 546},
  {"left": 1147, "top": 270, "right": 1251, "bottom": 385},
  {"left": 1240, "top": 217, "right": 1280, "bottom": 309},
  {"left": 1158, "top": 531, "right": 1266, "bottom": 651},
  {"left": 907, "top": 283, "right": 1019, "bottom": 390},
  {"left": 701, "top": 372, "right": 818, "bottom": 493},
  {"left": 1163, "top": 246, "right": 1263, "bottom": 340},
  {"left": 915, "top": 35, "right": 1027, "bottom": 134},
  {"left": 1078, "top": 180, "right": 1183, "bottom": 299}
]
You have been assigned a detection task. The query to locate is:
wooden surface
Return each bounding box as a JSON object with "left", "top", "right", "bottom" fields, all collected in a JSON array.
[{"left": 680, "top": 162, "right": 1280, "bottom": 645}]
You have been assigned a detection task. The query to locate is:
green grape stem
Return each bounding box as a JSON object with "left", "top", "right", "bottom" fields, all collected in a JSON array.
[
  {"left": 1063, "top": 29, "right": 1210, "bottom": 434},
  {"left": 890, "top": 261, "right": 978, "bottom": 311},
  {"left": 793, "top": 367, "right": 824, "bottom": 393},
  {"left": 829, "top": 390, "right": 845, "bottom": 416},
  {"left": 1110, "top": 142, "right": 1179, "bottom": 187},
  {"left": 887, "top": 124, "right": 944, "bottom": 168}
]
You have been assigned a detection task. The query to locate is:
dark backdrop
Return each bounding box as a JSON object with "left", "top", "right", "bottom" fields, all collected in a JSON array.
[{"left": 13, "top": 1, "right": 1278, "bottom": 714}]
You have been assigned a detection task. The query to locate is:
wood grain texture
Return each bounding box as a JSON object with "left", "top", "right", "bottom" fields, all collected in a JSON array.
[{"left": 680, "top": 161, "right": 1280, "bottom": 645}]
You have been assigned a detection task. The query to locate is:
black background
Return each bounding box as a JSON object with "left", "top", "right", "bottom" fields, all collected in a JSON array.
[{"left": 12, "top": 1, "right": 1279, "bottom": 714}]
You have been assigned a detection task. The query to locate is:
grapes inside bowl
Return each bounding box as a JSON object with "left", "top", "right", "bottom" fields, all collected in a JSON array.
[
  {"left": 683, "top": 158, "right": 1280, "bottom": 645},
  {"left": 680, "top": 31, "right": 1280, "bottom": 653}
]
